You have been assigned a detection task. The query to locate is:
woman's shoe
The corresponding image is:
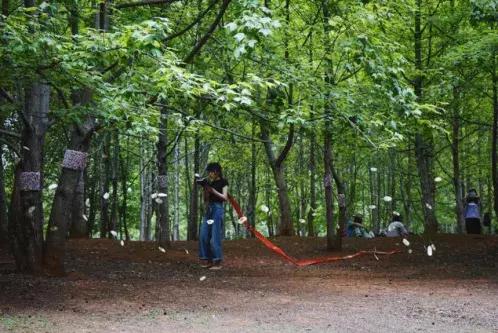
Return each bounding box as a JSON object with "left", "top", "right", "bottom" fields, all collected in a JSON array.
[
  {"left": 200, "top": 260, "right": 212, "bottom": 268},
  {"left": 208, "top": 261, "right": 222, "bottom": 270}
]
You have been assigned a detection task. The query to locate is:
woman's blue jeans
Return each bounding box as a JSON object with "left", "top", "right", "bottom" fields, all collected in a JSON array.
[{"left": 199, "top": 202, "right": 224, "bottom": 262}]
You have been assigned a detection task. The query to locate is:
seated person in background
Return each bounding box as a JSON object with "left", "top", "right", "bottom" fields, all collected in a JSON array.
[
  {"left": 385, "top": 212, "right": 409, "bottom": 237},
  {"left": 347, "top": 214, "right": 374, "bottom": 239}
]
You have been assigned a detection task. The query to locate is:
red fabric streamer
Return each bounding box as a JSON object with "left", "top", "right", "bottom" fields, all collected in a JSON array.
[{"left": 228, "top": 195, "right": 399, "bottom": 267}]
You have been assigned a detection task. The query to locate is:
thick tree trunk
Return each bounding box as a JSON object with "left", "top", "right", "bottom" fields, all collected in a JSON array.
[
  {"left": 413, "top": 0, "right": 438, "bottom": 235},
  {"left": 69, "top": 171, "right": 86, "bottom": 238},
  {"left": 322, "top": 0, "right": 337, "bottom": 249},
  {"left": 9, "top": 82, "right": 50, "bottom": 274},
  {"left": 156, "top": 109, "right": 170, "bottom": 247},
  {"left": 45, "top": 110, "right": 95, "bottom": 274}
]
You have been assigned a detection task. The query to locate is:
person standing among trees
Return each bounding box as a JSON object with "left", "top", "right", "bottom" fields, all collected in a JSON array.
[
  {"left": 197, "top": 162, "right": 228, "bottom": 270},
  {"left": 464, "top": 189, "right": 482, "bottom": 234}
]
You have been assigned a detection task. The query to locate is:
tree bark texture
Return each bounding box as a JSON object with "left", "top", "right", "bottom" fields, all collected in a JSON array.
[
  {"left": 9, "top": 82, "right": 50, "bottom": 274},
  {"left": 156, "top": 109, "right": 170, "bottom": 247}
]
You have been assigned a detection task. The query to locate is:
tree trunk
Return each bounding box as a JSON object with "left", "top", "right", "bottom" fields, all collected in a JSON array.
[
  {"left": 156, "top": 109, "right": 170, "bottom": 247},
  {"left": 322, "top": 0, "right": 337, "bottom": 249},
  {"left": 413, "top": 0, "right": 438, "bottom": 235},
  {"left": 173, "top": 142, "right": 180, "bottom": 241},
  {"left": 69, "top": 171, "right": 86, "bottom": 238},
  {"left": 45, "top": 111, "right": 95, "bottom": 274},
  {"left": 451, "top": 87, "right": 465, "bottom": 233},
  {"left": 87, "top": 152, "right": 99, "bottom": 238},
  {"left": 260, "top": 124, "right": 294, "bottom": 236},
  {"left": 109, "top": 131, "right": 119, "bottom": 235},
  {"left": 119, "top": 139, "right": 130, "bottom": 241},
  {"left": 0, "top": 148, "right": 8, "bottom": 248},
  {"left": 9, "top": 82, "right": 50, "bottom": 274},
  {"left": 2, "top": 0, "right": 8, "bottom": 16},
  {"left": 491, "top": 52, "right": 498, "bottom": 228},
  {"left": 100, "top": 133, "right": 111, "bottom": 238},
  {"left": 188, "top": 130, "right": 200, "bottom": 240},
  {"left": 248, "top": 120, "right": 257, "bottom": 233},
  {"left": 307, "top": 133, "right": 316, "bottom": 237}
]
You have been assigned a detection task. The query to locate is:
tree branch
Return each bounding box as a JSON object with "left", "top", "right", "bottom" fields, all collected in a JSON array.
[
  {"left": 183, "top": 0, "right": 232, "bottom": 65},
  {"left": 0, "top": 128, "right": 21, "bottom": 138},
  {"left": 165, "top": 0, "right": 219, "bottom": 43},
  {"left": 275, "top": 123, "right": 295, "bottom": 168},
  {"left": 0, "top": 87, "right": 14, "bottom": 103},
  {"left": 115, "top": 0, "right": 180, "bottom": 9}
]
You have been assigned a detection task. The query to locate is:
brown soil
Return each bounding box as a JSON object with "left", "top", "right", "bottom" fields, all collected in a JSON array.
[{"left": 0, "top": 234, "right": 497, "bottom": 332}]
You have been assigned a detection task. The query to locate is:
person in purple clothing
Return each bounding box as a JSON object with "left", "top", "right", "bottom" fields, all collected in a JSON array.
[{"left": 464, "top": 189, "right": 481, "bottom": 234}]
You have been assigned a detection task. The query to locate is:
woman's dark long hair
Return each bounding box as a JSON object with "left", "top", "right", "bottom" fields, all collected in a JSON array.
[{"left": 206, "top": 162, "right": 223, "bottom": 179}]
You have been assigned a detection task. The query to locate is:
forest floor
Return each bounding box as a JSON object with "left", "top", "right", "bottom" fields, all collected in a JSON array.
[{"left": 0, "top": 234, "right": 497, "bottom": 333}]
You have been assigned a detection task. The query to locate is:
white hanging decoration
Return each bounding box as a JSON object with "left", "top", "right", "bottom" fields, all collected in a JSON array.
[
  {"left": 127, "top": 187, "right": 132, "bottom": 193},
  {"left": 103, "top": 192, "right": 110, "bottom": 200},
  {"left": 260, "top": 205, "right": 269, "bottom": 213},
  {"left": 85, "top": 198, "right": 91, "bottom": 208},
  {"left": 434, "top": 177, "right": 442, "bottom": 183},
  {"left": 110, "top": 230, "right": 117, "bottom": 237},
  {"left": 383, "top": 196, "right": 392, "bottom": 202},
  {"left": 427, "top": 245, "right": 433, "bottom": 256},
  {"left": 206, "top": 219, "right": 214, "bottom": 225},
  {"left": 158, "top": 246, "right": 166, "bottom": 253},
  {"left": 368, "top": 205, "right": 377, "bottom": 210},
  {"left": 82, "top": 214, "right": 88, "bottom": 221},
  {"left": 120, "top": 240, "right": 125, "bottom": 246},
  {"left": 48, "top": 184, "right": 58, "bottom": 191},
  {"left": 151, "top": 193, "right": 158, "bottom": 199},
  {"left": 155, "top": 198, "right": 163, "bottom": 204},
  {"left": 425, "top": 203, "right": 432, "bottom": 210},
  {"left": 430, "top": 244, "right": 436, "bottom": 251},
  {"left": 299, "top": 218, "right": 306, "bottom": 224},
  {"left": 27, "top": 206, "right": 36, "bottom": 217},
  {"left": 370, "top": 167, "right": 378, "bottom": 172},
  {"left": 408, "top": 249, "right": 413, "bottom": 254},
  {"left": 402, "top": 238, "right": 410, "bottom": 247},
  {"left": 157, "top": 193, "right": 168, "bottom": 198},
  {"left": 200, "top": 276, "right": 206, "bottom": 281}
]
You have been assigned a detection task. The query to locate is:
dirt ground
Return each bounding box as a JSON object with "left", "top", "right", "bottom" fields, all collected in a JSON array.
[{"left": 0, "top": 234, "right": 497, "bottom": 333}]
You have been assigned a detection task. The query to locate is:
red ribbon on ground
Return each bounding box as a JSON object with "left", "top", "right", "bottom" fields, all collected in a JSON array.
[{"left": 228, "top": 195, "right": 399, "bottom": 267}]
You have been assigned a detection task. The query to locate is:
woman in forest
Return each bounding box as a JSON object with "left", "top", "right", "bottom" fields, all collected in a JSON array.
[
  {"left": 385, "top": 213, "right": 409, "bottom": 237},
  {"left": 346, "top": 214, "right": 374, "bottom": 238},
  {"left": 197, "top": 162, "right": 228, "bottom": 270},
  {"left": 464, "top": 189, "right": 482, "bottom": 234}
]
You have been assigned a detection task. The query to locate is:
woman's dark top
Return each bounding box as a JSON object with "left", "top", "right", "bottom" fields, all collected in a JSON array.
[{"left": 208, "top": 178, "right": 228, "bottom": 203}]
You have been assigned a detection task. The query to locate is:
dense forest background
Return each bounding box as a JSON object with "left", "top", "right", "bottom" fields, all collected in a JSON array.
[{"left": 0, "top": 0, "right": 497, "bottom": 275}]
